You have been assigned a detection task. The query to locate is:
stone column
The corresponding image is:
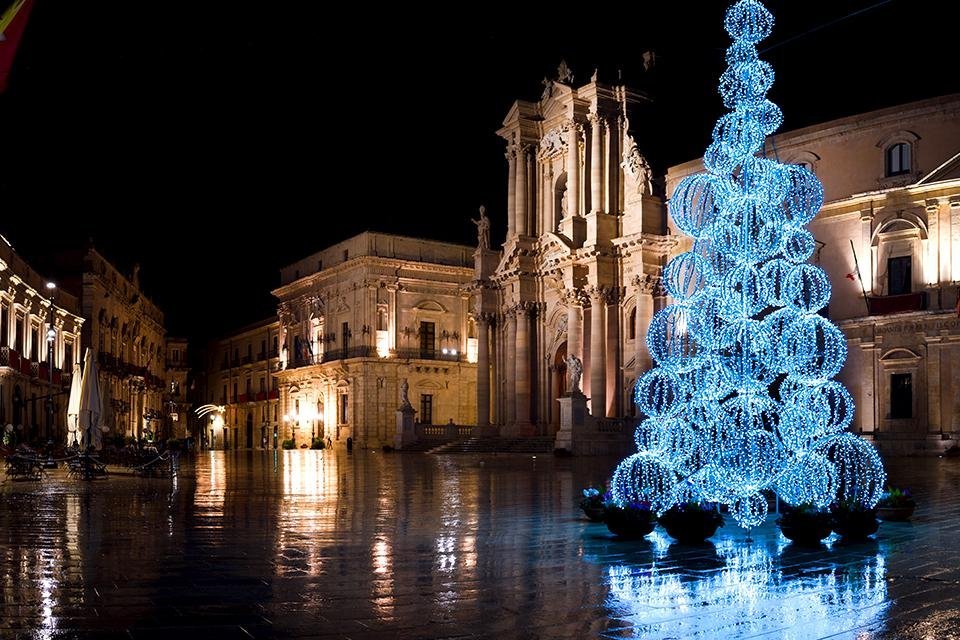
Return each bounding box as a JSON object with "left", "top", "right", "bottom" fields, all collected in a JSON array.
[
  {"left": 926, "top": 199, "right": 941, "bottom": 289},
  {"left": 516, "top": 146, "right": 528, "bottom": 236},
  {"left": 605, "top": 119, "right": 618, "bottom": 214},
  {"left": 515, "top": 305, "right": 531, "bottom": 425},
  {"left": 927, "top": 338, "right": 942, "bottom": 435},
  {"left": 476, "top": 315, "right": 490, "bottom": 427},
  {"left": 565, "top": 122, "right": 580, "bottom": 218},
  {"left": 859, "top": 211, "right": 874, "bottom": 295},
  {"left": 951, "top": 198, "right": 960, "bottom": 283},
  {"left": 634, "top": 276, "right": 654, "bottom": 373},
  {"left": 567, "top": 293, "right": 584, "bottom": 361},
  {"left": 588, "top": 288, "right": 607, "bottom": 417},
  {"left": 506, "top": 145, "right": 517, "bottom": 238},
  {"left": 543, "top": 162, "right": 554, "bottom": 235},
  {"left": 505, "top": 309, "right": 517, "bottom": 424},
  {"left": 590, "top": 113, "right": 604, "bottom": 214}
]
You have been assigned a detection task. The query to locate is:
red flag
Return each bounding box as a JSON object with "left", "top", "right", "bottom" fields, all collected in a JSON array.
[
  {"left": 0, "top": 0, "right": 36, "bottom": 94},
  {"left": 845, "top": 265, "right": 859, "bottom": 282}
]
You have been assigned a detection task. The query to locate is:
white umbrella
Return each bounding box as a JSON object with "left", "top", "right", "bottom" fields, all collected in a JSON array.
[
  {"left": 66, "top": 363, "right": 82, "bottom": 446},
  {"left": 78, "top": 348, "right": 104, "bottom": 450}
]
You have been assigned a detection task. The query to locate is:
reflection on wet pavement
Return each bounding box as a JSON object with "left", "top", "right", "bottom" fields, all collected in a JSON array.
[{"left": 0, "top": 451, "right": 958, "bottom": 639}]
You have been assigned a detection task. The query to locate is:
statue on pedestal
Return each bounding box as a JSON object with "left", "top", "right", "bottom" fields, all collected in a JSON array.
[
  {"left": 471, "top": 205, "right": 490, "bottom": 250},
  {"left": 399, "top": 378, "right": 413, "bottom": 410},
  {"left": 565, "top": 355, "right": 583, "bottom": 395}
]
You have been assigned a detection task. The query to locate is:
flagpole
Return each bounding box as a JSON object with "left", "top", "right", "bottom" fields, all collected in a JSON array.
[{"left": 850, "top": 239, "right": 871, "bottom": 315}]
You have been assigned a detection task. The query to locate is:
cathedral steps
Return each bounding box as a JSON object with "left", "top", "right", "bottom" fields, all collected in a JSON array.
[{"left": 425, "top": 437, "right": 555, "bottom": 455}]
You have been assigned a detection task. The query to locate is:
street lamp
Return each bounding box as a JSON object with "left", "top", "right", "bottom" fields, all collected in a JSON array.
[{"left": 45, "top": 282, "right": 56, "bottom": 444}]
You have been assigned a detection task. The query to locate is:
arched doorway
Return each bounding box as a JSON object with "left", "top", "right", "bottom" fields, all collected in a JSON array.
[{"left": 552, "top": 342, "right": 568, "bottom": 432}]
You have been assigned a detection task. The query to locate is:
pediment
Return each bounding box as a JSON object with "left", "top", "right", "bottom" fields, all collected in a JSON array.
[{"left": 917, "top": 151, "right": 960, "bottom": 185}]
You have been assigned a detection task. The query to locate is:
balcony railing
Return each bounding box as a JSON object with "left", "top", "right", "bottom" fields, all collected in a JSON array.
[
  {"left": 0, "top": 346, "right": 20, "bottom": 370},
  {"left": 393, "top": 347, "right": 464, "bottom": 363},
  {"left": 268, "top": 389, "right": 279, "bottom": 400},
  {"left": 867, "top": 291, "right": 927, "bottom": 316}
]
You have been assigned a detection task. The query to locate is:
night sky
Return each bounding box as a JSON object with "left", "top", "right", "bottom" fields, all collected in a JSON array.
[{"left": 0, "top": 0, "right": 954, "bottom": 346}]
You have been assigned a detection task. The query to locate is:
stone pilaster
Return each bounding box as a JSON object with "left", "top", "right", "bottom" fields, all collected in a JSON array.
[
  {"left": 506, "top": 145, "right": 517, "bottom": 238},
  {"left": 586, "top": 286, "right": 607, "bottom": 418},
  {"left": 515, "top": 304, "right": 532, "bottom": 425},
  {"left": 516, "top": 145, "right": 528, "bottom": 236},
  {"left": 476, "top": 314, "right": 491, "bottom": 427},
  {"left": 589, "top": 113, "right": 604, "bottom": 214},
  {"left": 504, "top": 308, "right": 517, "bottom": 424},
  {"left": 565, "top": 121, "right": 580, "bottom": 219}
]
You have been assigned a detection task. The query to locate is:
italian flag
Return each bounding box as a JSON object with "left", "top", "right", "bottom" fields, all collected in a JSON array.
[{"left": 0, "top": 0, "right": 36, "bottom": 93}]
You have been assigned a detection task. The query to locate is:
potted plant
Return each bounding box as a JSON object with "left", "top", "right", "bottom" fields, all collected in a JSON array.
[
  {"left": 281, "top": 439, "right": 296, "bottom": 450},
  {"left": 876, "top": 487, "right": 916, "bottom": 521},
  {"left": 579, "top": 487, "right": 606, "bottom": 522},
  {"left": 604, "top": 497, "right": 657, "bottom": 539},
  {"left": 659, "top": 502, "right": 724, "bottom": 544},
  {"left": 831, "top": 499, "right": 880, "bottom": 540},
  {"left": 777, "top": 503, "right": 832, "bottom": 546}
]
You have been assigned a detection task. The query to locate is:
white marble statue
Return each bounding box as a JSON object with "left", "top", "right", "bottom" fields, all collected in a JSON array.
[
  {"left": 471, "top": 205, "right": 491, "bottom": 250},
  {"left": 565, "top": 355, "right": 583, "bottom": 394}
]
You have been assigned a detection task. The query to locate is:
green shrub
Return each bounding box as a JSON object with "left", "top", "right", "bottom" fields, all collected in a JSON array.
[
  {"left": 310, "top": 437, "right": 325, "bottom": 450},
  {"left": 281, "top": 439, "right": 296, "bottom": 450}
]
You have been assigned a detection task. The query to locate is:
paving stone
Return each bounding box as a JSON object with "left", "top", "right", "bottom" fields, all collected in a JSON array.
[{"left": 1, "top": 452, "right": 958, "bottom": 638}]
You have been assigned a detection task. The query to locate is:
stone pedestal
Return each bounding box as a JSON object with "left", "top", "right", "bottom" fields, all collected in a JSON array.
[
  {"left": 555, "top": 392, "right": 588, "bottom": 452},
  {"left": 474, "top": 248, "right": 499, "bottom": 280},
  {"left": 394, "top": 406, "right": 416, "bottom": 450}
]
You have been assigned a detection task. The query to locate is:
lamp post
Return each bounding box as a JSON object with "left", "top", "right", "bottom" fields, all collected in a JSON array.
[{"left": 45, "top": 282, "right": 56, "bottom": 444}]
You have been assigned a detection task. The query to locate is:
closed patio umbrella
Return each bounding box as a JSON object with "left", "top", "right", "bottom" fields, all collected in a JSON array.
[
  {"left": 66, "top": 363, "right": 82, "bottom": 447},
  {"left": 78, "top": 348, "right": 104, "bottom": 450}
]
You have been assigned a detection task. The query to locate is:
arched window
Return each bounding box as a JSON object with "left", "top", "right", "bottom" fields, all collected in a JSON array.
[
  {"left": 628, "top": 307, "right": 637, "bottom": 340},
  {"left": 886, "top": 143, "right": 911, "bottom": 177}
]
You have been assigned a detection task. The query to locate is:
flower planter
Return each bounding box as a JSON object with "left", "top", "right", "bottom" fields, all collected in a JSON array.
[
  {"left": 658, "top": 506, "right": 724, "bottom": 544},
  {"left": 877, "top": 505, "right": 915, "bottom": 521},
  {"left": 777, "top": 509, "right": 832, "bottom": 547},
  {"left": 604, "top": 506, "right": 656, "bottom": 539},
  {"left": 581, "top": 503, "right": 606, "bottom": 522},
  {"left": 832, "top": 508, "right": 879, "bottom": 540}
]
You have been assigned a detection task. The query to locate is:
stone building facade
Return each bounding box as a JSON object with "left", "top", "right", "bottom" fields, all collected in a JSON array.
[
  {"left": 471, "top": 72, "right": 674, "bottom": 439},
  {"left": 273, "top": 232, "right": 477, "bottom": 449},
  {"left": 0, "top": 237, "right": 84, "bottom": 445},
  {"left": 48, "top": 248, "right": 169, "bottom": 442},
  {"left": 164, "top": 337, "right": 193, "bottom": 442},
  {"left": 205, "top": 318, "right": 281, "bottom": 449},
  {"left": 666, "top": 94, "right": 960, "bottom": 454}
]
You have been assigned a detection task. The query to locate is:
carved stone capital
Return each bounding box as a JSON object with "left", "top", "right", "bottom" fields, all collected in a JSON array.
[
  {"left": 925, "top": 198, "right": 942, "bottom": 212},
  {"left": 632, "top": 273, "right": 664, "bottom": 296}
]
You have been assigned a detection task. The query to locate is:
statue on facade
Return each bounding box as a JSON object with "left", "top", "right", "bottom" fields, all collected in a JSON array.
[
  {"left": 565, "top": 355, "right": 583, "bottom": 395},
  {"left": 399, "top": 378, "right": 413, "bottom": 410},
  {"left": 471, "top": 205, "right": 491, "bottom": 250},
  {"left": 541, "top": 76, "right": 554, "bottom": 100},
  {"left": 622, "top": 133, "right": 654, "bottom": 195},
  {"left": 557, "top": 59, "right": 574, "bottom": 85}
]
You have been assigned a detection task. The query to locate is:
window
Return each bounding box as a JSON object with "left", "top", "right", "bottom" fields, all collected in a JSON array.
[
  {"left": 341, "top": 322, "right": 350, "bottom": 351},
  {"left": 222, "top": 385, "right": 227, "bottom": 404},
  {"left": 272, "top": 336, "right": 278, "bottom": 354},
  {"left": 419, "top": 321, "right": 436, "bottom": 358},
  {"left": 0, "top": 304, "right": 7, "bottom": 348},
  {"left": 245, "top": 378, "right": 252, "bottom": 396},
  {"left": 172, "top": 349, "right": 180, "bottom": 362},
  {"left": 887, "top": 256, "right": 912, "bottom": 295},
  {"left": 260, "top": 340, "right": 266, "bottom": 358},
  {"left": 31, "top": 327, "right": 39, "bottom": 361},
  {"left": 15, "top": 316, "right": 23, "bottom": 353},
  {"left": 886, "top": 143, "right": 910, "bottom": 177},
  {"left": 246, "top": 344, "right": 252, "bottom": 359},
  {"left": 377, "top": 307, "right": 388, "bottom": 332},
  {"left": 272, "top": 377, "right": 278, "bottom": 391},
  {"left": 890, "top": 373, "right": 912, "bottom": 419},
  {"left": 420, "top": 394, "right": 433, "bottom": 424},
  {"left": 628, "top": 308, "right": 637, "bottom": 340},
  {"left": 318, "top": 259, "right": 323, "bottom": 271},
  {"left": 232, "top": 383, "right": 237, "bottom": 403},
  {"left": 64, "top": 342, "right": 73, "bottom": 369},
  {"left": 259, "top": 378, "right": 265, "bottom": 393},
  {"left": 339, "top": 394, "right": 349, "bottom": 424}
]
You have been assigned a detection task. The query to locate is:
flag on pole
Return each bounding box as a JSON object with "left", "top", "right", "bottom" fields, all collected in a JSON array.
[{"left": 0, "top": 0, "right": 36, "bottom": 94}]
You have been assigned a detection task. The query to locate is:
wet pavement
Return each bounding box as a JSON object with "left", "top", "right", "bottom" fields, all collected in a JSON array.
[{"left": 1, "top": 450, "right": 959, "bottom": 639}]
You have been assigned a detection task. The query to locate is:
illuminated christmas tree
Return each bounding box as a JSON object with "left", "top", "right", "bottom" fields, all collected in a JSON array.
[{"left": 611, "top": 0, "right": 886, "bottom": 528}]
